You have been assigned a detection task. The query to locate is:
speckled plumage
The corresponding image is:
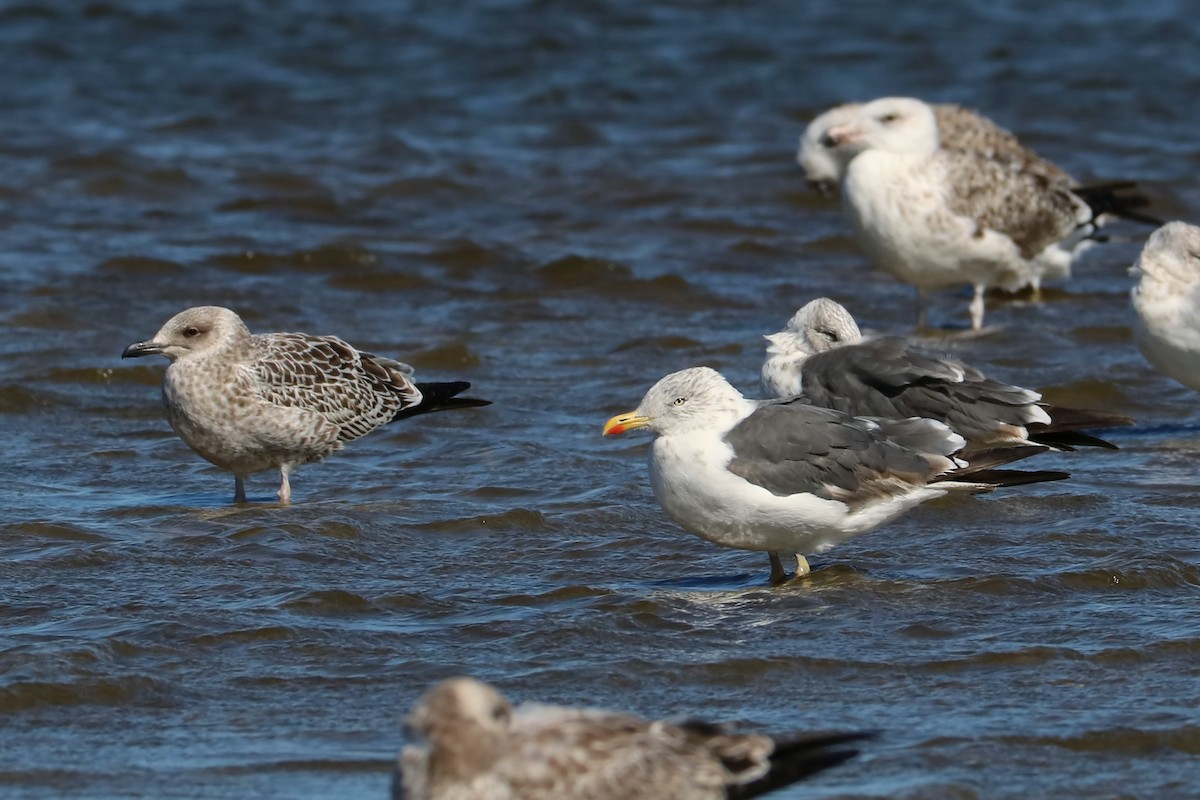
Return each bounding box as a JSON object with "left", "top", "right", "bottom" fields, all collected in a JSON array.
[
  {"left": 797, "top": 101, "right": 1073, "bottom": 195},
  {"left": 830, "top": 97, "right": 1100, "bottom": 329},
  {"left": 393, "top": 677, "right": 870, "bottom": 800},
  {"left": 762, "top": 298, "right": 1130, "bottom": 452},
  {"left": 604, "top": 367, "right": 1067, "bottom": 583},
  {"left": 123, "top": 306, "right": 487, "bottom": 503}
]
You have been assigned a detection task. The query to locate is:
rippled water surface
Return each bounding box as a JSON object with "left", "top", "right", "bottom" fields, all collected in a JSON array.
[{"left": 2, "top": 1, "right": 1200, "bottom": 798}]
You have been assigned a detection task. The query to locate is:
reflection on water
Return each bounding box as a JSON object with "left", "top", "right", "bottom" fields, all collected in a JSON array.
[{"left": 2, "top": 0, "right": 1199, "bottom": 797}]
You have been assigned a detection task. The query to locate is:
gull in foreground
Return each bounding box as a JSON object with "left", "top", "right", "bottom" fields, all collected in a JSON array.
[
  {"left": 821, "top": 97, "right": 1156, "bottom": 329},
  {"left": 122, "top": 306, "right": 489, "bottom": 504},
  {"left": 393, "top": 676, "right": 873, "bottom": 800},
  {"left": 1130, "top": 221, "right": 1200, "bottom": 392},
  {"left": 762, "top": 297, "right": 1132, "bottom": 450},
  {"left": 604, "top": 367, "right": 1067, "bottom": 583},
  {"left": 798, "top": 101, "right": 1072, "bottom": 196}
]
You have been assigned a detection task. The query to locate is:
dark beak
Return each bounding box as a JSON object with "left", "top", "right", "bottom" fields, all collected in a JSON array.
[
  {"left": 122, "top": 340, "right": 165, "bottom": 358},
  {"left": 807, "top": 178, "right": 837, "bottom": 198}
]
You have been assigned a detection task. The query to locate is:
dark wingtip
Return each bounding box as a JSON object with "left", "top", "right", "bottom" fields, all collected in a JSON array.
[
  {"left": 956, "top": 468, "right": 1071, "bottom": 488},
  {"left": 391, "top": 381, "right": 491, "bottom": 421},
  {"left": 727, "top": 730, "right": 877, "bottom": 799},
  {"left": 1074, "top": 182, "right": 1166, "bottom": 227},
  {"left": 1030, "top": 430, "right": 1120, "bottom": 451}
]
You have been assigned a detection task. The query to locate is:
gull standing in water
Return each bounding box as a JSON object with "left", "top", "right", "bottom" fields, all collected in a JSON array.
[
  {"left": 122, "top": 306, "right": 489, "bottom": 504},
  {"left": 819, "top": 97, "right": 1156, "bottom": 329},
  {"left": 604, "top": 367, "right": 1067, "bottom": 583},
  {"left": 798, "top": 100, "right": 1072, "bottom": 197},
  {"left": 393, "top": 676, "right": 873, "bottom": 800},
  {"left": 762, "top": 297, "right": 1132, "bottom": 450},
  {"left": 1130, "top": 221, "right": 1200, "bottom": 391}
]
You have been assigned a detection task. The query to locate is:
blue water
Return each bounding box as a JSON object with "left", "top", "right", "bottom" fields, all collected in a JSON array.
[{"left": 1, "top": 1, "right": 1198, "bottom": 798}]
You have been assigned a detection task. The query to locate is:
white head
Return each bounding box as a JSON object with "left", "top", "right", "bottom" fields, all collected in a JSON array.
[
  {"left": 797, "top": 102, "right": 863, "bottom": 193},
  {"left": 766, "top": 297, "right": 864, "bottom": 358},
  {"left": 603, "top": 367, "right": 749, "bottom": 437},
  {"left": 761, "top": 298, "right": 863, "bottom": 398},
  {"left": 1130, "top": 221, "right": 1200, "bottom": 295},
  {"left": 823, "top": 97, "right": 939, "bottom": 158},
  {"left": 406, "top": 677, "right": 512, "bottom": 779},
  {"left": 122, "top": 306, "right": 251, "bottom": 362}
]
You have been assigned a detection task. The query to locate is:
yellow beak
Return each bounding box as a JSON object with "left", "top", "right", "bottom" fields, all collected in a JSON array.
[{"left": 602, "top": 412, "right": 652, "bottom": 436}]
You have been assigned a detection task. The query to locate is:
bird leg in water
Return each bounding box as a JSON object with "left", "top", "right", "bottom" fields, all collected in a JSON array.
[
  {"left": 769, "top": 551, "right": 787, "bottom": 584},
  {"left": 234, "top": 475, "right": 247, "bottom": 504},
  {"left": 769, "top": 552, "right": 812, "bottom": 584},
  {"left": 969, "top": 284, "right": 986, "bottom": 331},
  {"left": 277, "top": 465, "right": 292, "bottom": 505},
  {"left": 915, "top": 287, "right": 929, "bottom": 330}
]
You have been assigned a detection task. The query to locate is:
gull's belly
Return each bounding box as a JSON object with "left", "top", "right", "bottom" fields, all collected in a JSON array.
[
  {"left": 1131, "top": 293, "right": 1200, "bottom": 391},
  {"left": 163, "top": 362, "right": 338, "bottom": 474},
  {"left": 844, "top": 155, "right": 1031, "bottom": 292},
  {"left": 648, "top": 435, "right": 940, "bottom": 555}
]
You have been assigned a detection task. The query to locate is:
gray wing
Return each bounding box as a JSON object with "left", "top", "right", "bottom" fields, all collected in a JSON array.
[
  {"left": 939, "top": 150, "right": 1087, "bottom": 258},
  {"left": 250, "top": 333, "right": 423, "bottom": 442},
  {"left": 724, "top": 401, "right": 958, "bottom": 507},
  {"left": 801, "top": 338, "right": 1044, "bottom": 445}
]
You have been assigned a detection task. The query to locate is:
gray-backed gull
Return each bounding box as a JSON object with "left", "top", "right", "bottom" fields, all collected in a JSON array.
[
  {"left": 604, "top": 367, "right": 1066, "bottom": 583},
  {"left": 762, "top": 297, "right": 1131, "bottom": 450}
]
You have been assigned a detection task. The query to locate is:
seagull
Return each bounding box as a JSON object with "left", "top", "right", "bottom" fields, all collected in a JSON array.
[
  {"left": 798, "top": 101, "right": 1072, "bottom": 197},
  {"left": 762, "top": 297, "right": 1132, "bottom": 450},
  {"left": 820, "top": 96, "right": 1156, "bottom": 329},
  {"left": 393, "top": 676, "right": 873, "bottom": 800},
  {"left": 122, "top": 306, "right": 490, "bottom": 504},
  {"left": 1129, "top": 221, "right": 1200, "bottom": 392},
  {"left": 603, "top": 367, "right": 1067, "bottom": 583}
]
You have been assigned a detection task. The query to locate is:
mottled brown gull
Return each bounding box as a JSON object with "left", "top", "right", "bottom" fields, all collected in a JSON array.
[
  {"left": 762, "top": 297, "right": 1132, "bottom": 451},
  {"left": 603, "top": 367, "right": 1067, "bottom": 583},
  {"left": 392, "top": 676, "right": 872, "bottom": 800},
  {"left": 1130, "top": 221, "right": 1200, "bottom": 392},
  {"left": 798, "top": 101, "right": 1072, "bottom": 196},
  {"left": 821, "top": 97, "right": 1156, "bottom": 329},
  {"left": 122, "top": 305, "right": 489, "bottom": 504}
]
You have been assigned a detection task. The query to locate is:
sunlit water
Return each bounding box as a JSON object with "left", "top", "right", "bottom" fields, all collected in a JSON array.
[{"left": 2, "top": 1, "right": 1199, "bottom": 798}]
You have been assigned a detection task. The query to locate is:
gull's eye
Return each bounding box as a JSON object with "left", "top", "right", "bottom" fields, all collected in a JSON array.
[
  {"left": 880, "top": 112, "right": 900, "bottom": 124},
  {"left": 817, "top": 327, "right": 839, "bottom": 342},
  {"left": 183, "top": 327, "right": 201, "bottom": 338},
  {"left": 492, "top": 705, "right": 510, "bottom": 723},
  {"left": 672, "top": 397, "right": 686, "bottom": 406}
]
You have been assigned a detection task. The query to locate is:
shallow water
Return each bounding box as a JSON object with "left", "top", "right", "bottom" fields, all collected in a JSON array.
[{"left": 2, "top": 1, "right": 1199, "bottom": 798}]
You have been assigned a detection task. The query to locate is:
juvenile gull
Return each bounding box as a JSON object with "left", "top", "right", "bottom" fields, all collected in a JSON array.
[
  {"left": 393, "top": 676, "right": 872, "bottom": 800},
  {"left": 122, "top": 306, "right": 490, "bottom": 504},
  {"left": 762, "top": 297, "right": 1132, "bottom": 450},
  {"left": 823, "top": 96, "right": 1155, "bottom": 329},
  {"left": 603, "top": 367, "right": 1067, "bottom": 583},
  {"left": 1129, "top": 221, "right": 1200, "bottom": 391},
  {"left": 798, "top": 101, "right": 1072, "bottom": 196}
]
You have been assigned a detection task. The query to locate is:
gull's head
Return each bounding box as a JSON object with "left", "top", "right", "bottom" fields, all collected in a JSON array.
[
  {"left": 798, "top": 102, "right": 862, "bottom": 194},
  {"left": 603, "top": 366, "right": 747, "bottom": 438},
  {"left": 407, "top": 677, "right": 511, "bottom": 741},
  {"left": 780, "top": 297, "right": 863, "bottom": 354},
  {"left": 824, "top": 97, "right": 939, "bottom": 158},
  {"left": 406, "top": 677, "right": 511, "bottom": 777},
  {"left": 1129, "top": 221, "right": 1200, "bottom": 291},
  {"left": 122, "top": 306, "right": 250, "bottom": 362}
]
